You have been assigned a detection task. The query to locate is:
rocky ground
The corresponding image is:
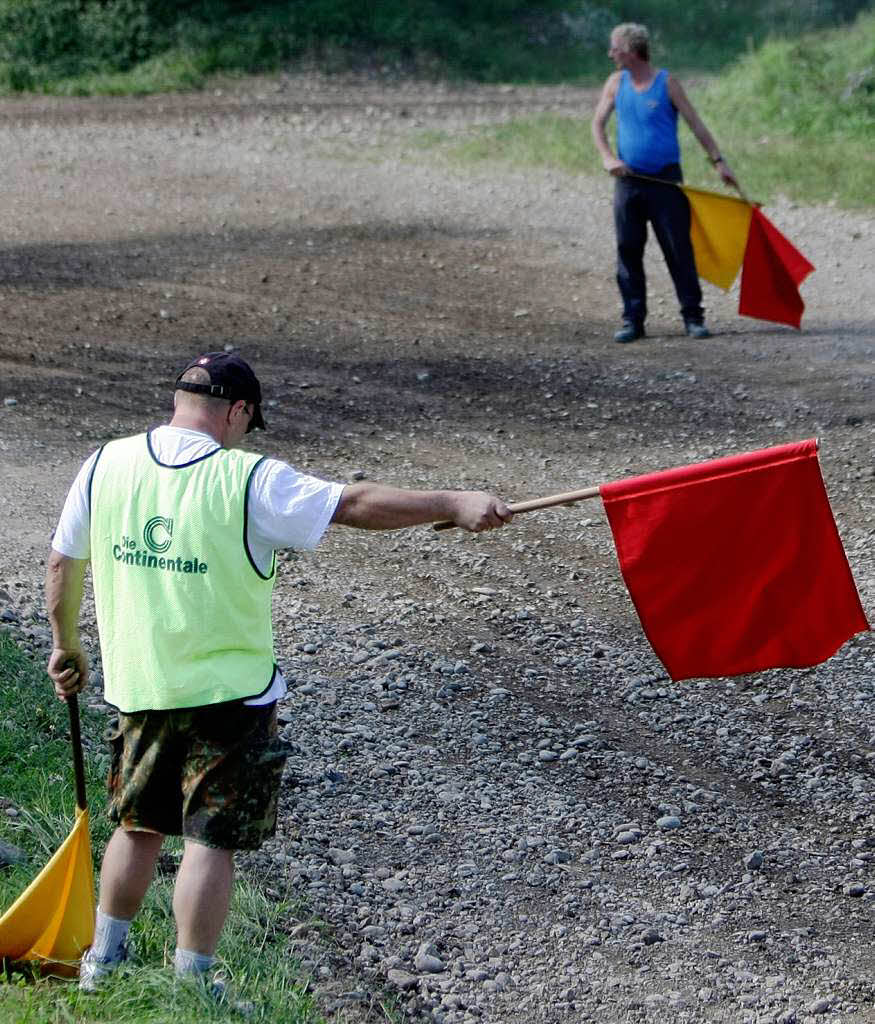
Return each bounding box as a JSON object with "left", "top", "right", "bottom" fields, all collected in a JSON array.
[{"left": 0, "top": 73, "right": 873, "bottom": 1024}]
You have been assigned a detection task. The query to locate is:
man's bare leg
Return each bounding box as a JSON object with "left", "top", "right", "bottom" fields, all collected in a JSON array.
[
  {"left": 80, "top": 828, "right": 164, "bottom": 991},
  {"left": 98, "top": 827, "right": 165, "bottom": 918},
  {"left": 172, "top": 840, "right": 234, "bottom": 956}
]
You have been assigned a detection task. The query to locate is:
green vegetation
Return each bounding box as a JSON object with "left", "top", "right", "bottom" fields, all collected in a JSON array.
[
  {"left": 426, "top": 115, "right": 603, "bottom": 176},
  {"left": 421, "top": 10, "right": 875, "bottom": 208},
  {"left": 0, "top": 0, "right": 590, "bottom": 94},
  {"left": 0, "top": 0, "right": 872, "bottom": 95},
  {"left": 693, "top": 10, "right": 875, "bottom": 205},
  {"left": 0, "top": 634, "right": 321, "bottom": 1023},
  {"left": 614, "top": 0, "right": 873, "bottom": 74}
]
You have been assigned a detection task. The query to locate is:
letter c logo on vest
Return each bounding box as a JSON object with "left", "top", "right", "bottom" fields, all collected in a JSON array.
[{"left": 143, "top": 516, "right": 174, "bottom": 554}]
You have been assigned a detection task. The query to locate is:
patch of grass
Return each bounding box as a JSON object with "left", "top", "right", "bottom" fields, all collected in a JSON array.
[
  {"left": 679, "top": 125, "right": 875, "bottom": 209},
  {"left": 416, "top": 11, "right": 875, "bottom": 209},
  {"left": 1, "top": 883, "right": 320, "bottom": 1022},
  {"left": 435, "top": 109, "right": 874, "bottom": 209},
  {"left": 43, "top": 48, "right": 213, "bottom": 97},
  {"left": 443, "top": 114, "right": 604, "bottom": 177},
  {"left": 0, "top": 634, "right": 322, "bottom": 1023},
  {"left": 0, "top": 635, "right": 113, "bottom": 917}
]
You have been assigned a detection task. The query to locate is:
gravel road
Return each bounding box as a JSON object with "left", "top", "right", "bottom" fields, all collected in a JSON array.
[{"left": 0, "top": 73, "right": 873, "bottom": 1024}]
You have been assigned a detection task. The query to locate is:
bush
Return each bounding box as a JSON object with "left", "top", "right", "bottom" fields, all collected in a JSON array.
[
  {"left": 0, "top": 0, "right": 163, "bottom": 80},
  {"left": 0, "top": 0, "right": 872, "bottom": 93}
]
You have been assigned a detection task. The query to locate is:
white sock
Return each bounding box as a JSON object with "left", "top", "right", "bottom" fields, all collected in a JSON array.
[
  {"left": 174, "top": 947, "right": 215, "bottom": 977},
  {"left": 89, "top": 906, "right": 131, "bottom": 962}
]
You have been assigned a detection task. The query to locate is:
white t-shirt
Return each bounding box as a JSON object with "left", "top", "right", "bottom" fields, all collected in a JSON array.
[{"left": 52, "top": 426, "right": 345, "bottom": 706}]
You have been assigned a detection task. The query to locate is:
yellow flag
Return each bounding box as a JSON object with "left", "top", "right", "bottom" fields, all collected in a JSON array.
[
  {"left": 683, "top": 186, "right": 753, "bottom": 291},
  {"left": 0, "top": 808, "right": 95, "bottom": 967}
]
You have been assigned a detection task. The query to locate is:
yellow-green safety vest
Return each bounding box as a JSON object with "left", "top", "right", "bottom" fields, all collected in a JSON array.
[{"left": 89, "top": 433, "right": 276, "bottom": 712}]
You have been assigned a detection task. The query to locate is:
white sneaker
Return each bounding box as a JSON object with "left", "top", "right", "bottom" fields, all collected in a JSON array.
[{"left": 78, "top": 946, "right": 127, "bottom": 992}]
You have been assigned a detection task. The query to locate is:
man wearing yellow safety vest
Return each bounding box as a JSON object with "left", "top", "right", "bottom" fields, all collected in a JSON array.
[{"left": 46, "top": 351, "right": 512, "bottom": 993}]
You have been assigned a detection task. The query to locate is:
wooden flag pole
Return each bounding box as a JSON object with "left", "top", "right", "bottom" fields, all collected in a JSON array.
[
  {"left": 434, "top": 438, "right": 819, "bottom": 532},
  {"left": 433, "top": 484, "right": 600, "bottom": 532},
  {"left": 67, "top": 695, "right": 88, "bottom": 813},
  {"left": 630, "top": 172, "right": 756, "bottom": 207}
]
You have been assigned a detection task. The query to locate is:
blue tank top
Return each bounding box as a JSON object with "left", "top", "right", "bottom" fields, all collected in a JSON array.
[{"left": 615, "top": 69, "right": 680, "bottom": 173}]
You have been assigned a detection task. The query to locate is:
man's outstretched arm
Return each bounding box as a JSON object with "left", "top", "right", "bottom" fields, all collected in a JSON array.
[
  {"left": 45, "top": 550, "right": 90, "bottom": 699},
  {"left": 331, "top": 483, "right": 511, "bottom": 533}
]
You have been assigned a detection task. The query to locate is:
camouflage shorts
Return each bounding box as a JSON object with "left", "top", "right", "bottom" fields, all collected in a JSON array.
[{"left": 106, "top": 701, "right": 290, "bottom": 850}]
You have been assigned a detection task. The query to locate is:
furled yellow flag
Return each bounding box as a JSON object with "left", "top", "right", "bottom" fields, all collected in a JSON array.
[
  {"left": 0, "top": 808, "right": 95, "bottom": 969},
  {"left": 683, "top": 186, "right": 753, "bottom": 290}
]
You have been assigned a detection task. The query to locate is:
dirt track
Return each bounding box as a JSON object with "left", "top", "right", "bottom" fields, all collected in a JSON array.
[{"left": 0, "top": 74, "right": 873, "bottom": 1024}]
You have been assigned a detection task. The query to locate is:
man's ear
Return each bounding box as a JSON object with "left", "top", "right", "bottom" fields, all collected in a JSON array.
[{"left": 228, "top": 399, "right": 248, "bottom": 425}]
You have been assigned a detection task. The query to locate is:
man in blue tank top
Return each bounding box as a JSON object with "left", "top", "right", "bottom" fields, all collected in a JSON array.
[{"left": 591, "top": 23, "right": 739, "bottom": 342}]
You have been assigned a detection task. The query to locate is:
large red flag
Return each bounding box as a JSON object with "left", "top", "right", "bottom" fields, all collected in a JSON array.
[
  {"left": 600, "top": 440, "right": 868, "bottom": 681},
  {"left": 738, "top": 208, "right": 815, "bottom": 329}
]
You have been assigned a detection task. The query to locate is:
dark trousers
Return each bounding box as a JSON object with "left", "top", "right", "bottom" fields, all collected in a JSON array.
[{"left": 613, "top": 164, "right": 703, "bottom": 327}]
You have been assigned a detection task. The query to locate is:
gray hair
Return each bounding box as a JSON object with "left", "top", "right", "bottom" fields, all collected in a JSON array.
[{"left": 612, "top": 23, "right": 650, "bottom": 61}]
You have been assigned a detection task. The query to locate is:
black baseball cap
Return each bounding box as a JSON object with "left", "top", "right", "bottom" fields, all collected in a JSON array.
[{"left": 175, "top": 351, "right": 265, "bottom": 431}]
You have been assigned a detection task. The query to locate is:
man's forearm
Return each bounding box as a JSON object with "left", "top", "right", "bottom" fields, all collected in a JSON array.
[
  {"left": 45, "top": 551, "right": 90, "bottom": 697},
  {"left": 691, "top": 122, "right": 721, "bottom": 163},
  {"left": 591, "top": 112, "right": 616, "bottom": 164},
  {"left": 45, "top": 550, "right": 88, "bottom": 647}
]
